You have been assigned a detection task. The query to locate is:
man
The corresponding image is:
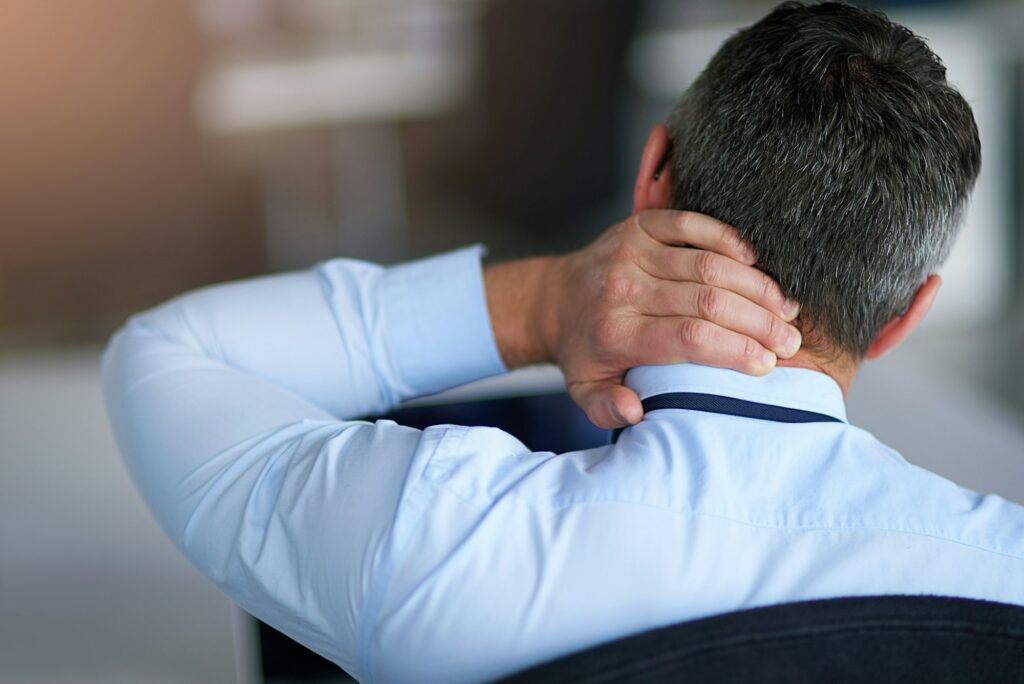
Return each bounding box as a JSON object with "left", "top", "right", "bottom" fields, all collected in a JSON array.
[{"left": 103, "top": 2, "right": 1024, "bottom": 682}]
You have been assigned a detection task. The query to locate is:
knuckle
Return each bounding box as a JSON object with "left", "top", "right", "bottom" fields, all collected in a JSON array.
[
  {"left": 593, "top": 317, "right": 625, "bottom": 350},
  {"left": 679, "top": 317, "right": 710, "bottom": 349},
  {"left": 675, "top": 211, "right": 691, "bottom": 237},
  {"left": 585, "top": 406, "right": 607, "bottom": 430},
  {"left": 719, "top": 225, "right": 745, "bottom": 254},
  {"left": 634, "top": 252, "right": 654, "bottom": 277},
  {"left": 760, "top": 274, "right": 776, "bottom": 302},
  {"left": 632, "top": 211, "right": 653, "bottom": 238},
  {"left": 729, "top": 231, "right": 747, "bottom": 255},
  {"left": 602, "top": 269, "right": 638, "bottom": 303},
  {"left": 696, "top": 285, "right": 723, "bottom": 321},
  {"left": 743, "top": 336, "right": 762, "bottom": 363},
  {"left": 694, "top": 251, "right": 722, "bottom": 285},
  {"left": 764, "top": 314, "right": 785, "bottom": 348}
]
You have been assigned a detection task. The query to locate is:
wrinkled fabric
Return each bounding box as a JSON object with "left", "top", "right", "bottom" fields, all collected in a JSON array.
[{"left": 102, "top": 247, "right": 1024, "bottom": 684}]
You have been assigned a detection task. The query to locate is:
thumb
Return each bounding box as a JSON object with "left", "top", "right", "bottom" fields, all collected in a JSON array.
[{"left": 570, "top": 380, "right": 644, "bottom": 430}]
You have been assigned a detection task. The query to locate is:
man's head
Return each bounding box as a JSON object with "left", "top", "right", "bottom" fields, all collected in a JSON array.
[{"left": 634, "top": 1, "right": 980, "bottom": 364}]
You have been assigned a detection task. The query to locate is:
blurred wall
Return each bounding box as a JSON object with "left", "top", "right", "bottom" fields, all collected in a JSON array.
[{"left": 0, "top": 1, "right": 262, "bottom": 345}]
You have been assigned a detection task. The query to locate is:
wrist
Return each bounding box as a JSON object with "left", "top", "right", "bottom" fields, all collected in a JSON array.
[
  {"left": 484, "top": 256, "right": 561, "bottom": 368},
  {"left": 536, "top": 254, "right": 566, "bottom": 365}
]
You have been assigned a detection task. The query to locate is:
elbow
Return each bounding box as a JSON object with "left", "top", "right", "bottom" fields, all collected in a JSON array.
[{"left": 100, "top": 314, "right": 159, "bottom": 411}]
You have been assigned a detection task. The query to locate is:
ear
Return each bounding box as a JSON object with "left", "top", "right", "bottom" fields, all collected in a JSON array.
[
  {"left": 633, "top": 124, "right": 675, "bottom": 212},
  {"left": 865, "top": 274, "right": 942, "bottom": 360}
]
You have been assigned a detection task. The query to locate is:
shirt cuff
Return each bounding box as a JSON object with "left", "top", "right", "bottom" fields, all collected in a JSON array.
[{"left": 381, "top": 245, "right": 507, "bottom": 400}]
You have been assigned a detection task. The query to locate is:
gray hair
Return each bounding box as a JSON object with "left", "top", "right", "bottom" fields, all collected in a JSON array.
[{"left": 666, "top": 1, "right": 980, "bottom": 358}]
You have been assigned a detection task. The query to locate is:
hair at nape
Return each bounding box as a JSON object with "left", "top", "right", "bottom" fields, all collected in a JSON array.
[{"left": 666, "top": 1, "right": 980, "bottom": 358}]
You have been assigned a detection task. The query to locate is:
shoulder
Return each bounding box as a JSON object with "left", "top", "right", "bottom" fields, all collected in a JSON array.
[{"left": 824, "top": 425, "right": 1024, "bottom": 560}]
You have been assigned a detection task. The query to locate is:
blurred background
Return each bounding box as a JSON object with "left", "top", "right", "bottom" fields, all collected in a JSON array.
[{"left": 1, "top": 0, "right": 1022, "bottom": 682}]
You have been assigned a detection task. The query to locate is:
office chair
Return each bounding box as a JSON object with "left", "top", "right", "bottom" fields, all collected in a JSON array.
[{"left": 498, "top": 595, "right": 1024, "bottom": 683}]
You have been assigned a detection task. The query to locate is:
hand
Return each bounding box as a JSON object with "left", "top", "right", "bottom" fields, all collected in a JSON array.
[{"left": 484, "top": 210, "right": 801, "bottom": 430}]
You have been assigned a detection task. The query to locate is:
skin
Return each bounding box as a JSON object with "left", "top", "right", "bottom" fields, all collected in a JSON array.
[
  {"left": 484, "top": 212, "right": 801, "bottom": 429},
  {"left": 484, "top": 123, "right": 940, "bottom": 429}
]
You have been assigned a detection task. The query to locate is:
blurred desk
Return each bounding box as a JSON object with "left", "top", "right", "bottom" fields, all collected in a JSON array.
[{"left": 193, "top": 43, "right": 477, "bottom": 269}]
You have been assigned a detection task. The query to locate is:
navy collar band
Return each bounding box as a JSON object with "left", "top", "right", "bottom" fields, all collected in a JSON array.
[{"left": 610, "top": 390, "right": 842, "bottom": 443}]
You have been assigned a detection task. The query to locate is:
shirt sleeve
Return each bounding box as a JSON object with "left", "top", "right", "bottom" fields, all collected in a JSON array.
[{"left": 101, "top": 245, "right": 507, "bottom": 679}]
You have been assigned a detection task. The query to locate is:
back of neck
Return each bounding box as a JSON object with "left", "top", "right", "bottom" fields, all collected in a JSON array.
[{"left": 775, "top": 349, "right": 857, "bottom": 397}]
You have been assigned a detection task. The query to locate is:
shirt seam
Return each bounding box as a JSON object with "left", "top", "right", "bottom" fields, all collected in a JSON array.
[{"left": 435, "top": 486, "right": 1024, "bottom": 563}]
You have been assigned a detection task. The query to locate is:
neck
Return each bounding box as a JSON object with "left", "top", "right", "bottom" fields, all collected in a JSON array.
[{"left": 775, "top": 349, "right": 858, "bottom": 397}]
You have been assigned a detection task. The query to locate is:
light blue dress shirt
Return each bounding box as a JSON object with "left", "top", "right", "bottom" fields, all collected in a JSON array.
[{"left": 103, "top": 246, "right": 1024, "bottom": 683}]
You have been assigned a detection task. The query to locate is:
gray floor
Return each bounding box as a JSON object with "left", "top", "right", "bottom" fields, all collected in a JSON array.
[
  {"left": 0, "top": 349, "right": 237, "bottom": 684},
  {"left": 1, "top": 333, "right": 1021, "bottom": 684}
]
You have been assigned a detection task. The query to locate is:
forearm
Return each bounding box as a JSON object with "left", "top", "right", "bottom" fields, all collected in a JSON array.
[{"left": 107, "top": 246, "right": 506, "bottom": 422}]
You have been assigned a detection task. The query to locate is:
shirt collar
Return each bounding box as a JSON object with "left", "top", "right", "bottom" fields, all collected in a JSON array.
[{"left": 624, "top": 363, "right": 848, "bottom": 424}]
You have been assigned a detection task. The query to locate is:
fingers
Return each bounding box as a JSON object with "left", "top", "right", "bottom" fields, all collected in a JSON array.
[
  {"left": 630, "top": 280, "right": 801, "bottom": 359},
  {"left": 634, "top": 210, "right": 756, "bottom": 265},
  {"left": 638, "top": 247, "right": 799, "bottom": 322},
  {"left": 630, "top": 316, "right": 780, "bottom": 376},
  {"left": 561, "top": 209, "right": 804, "bottom": 430},
  {"left": 569, "top": 380, "right": 644, "bottom": 430}
]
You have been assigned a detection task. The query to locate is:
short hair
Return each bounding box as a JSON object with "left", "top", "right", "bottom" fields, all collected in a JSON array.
[{"left": 666, "top": 1, "right": 980, "bottom": 359}]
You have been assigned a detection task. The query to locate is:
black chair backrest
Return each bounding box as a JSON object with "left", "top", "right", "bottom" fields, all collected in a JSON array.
[{"left": 498, "top": 595, "right": 1024, "bottom": 683}]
